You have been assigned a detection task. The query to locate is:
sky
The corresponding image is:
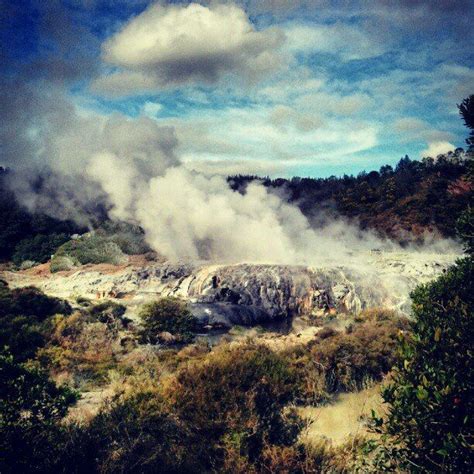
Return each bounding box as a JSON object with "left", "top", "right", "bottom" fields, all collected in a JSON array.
[{"left": 1, "top": 0, "right": 473, "bottom": 179}]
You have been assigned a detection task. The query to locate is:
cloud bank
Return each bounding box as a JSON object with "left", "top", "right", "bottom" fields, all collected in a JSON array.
[{"left": 94, "top": 2, "right": 285, "bottom": 95}]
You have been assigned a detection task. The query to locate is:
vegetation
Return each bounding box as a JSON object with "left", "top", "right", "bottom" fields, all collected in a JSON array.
[
  {"left": 458, "top": 94, "right": 474, "bottom": 154},
  {"left": 139, "top": 297, "right": 198, "bottom": 344},
  {"left": 284, "top": 310, "right": 409, "bottom": 403},
  {"left": 0, "top": 170, "right": 82, "bottom": 262},
  {"left": 38, "top": 302, "right": 129, "bottom": 387},
  {"left": 0, "top": 281, "right": 71, "bottom": 361},
  {"left": 0, "top": 350, "right": 78, "bottom": 474},
  {"left": 51, "top": 234, "right": 127, "bottom": 270},
  {"left": 0, "top": 96, "right": 472, "bottom": 472},
  {"left": 11, "top": 233, "right": 69, "bottom": 267},
  {"left": 366, "top": 201, "right": 473, "bottom": 471},
  {"left": 230, "top": 150, "right": 471, "bottom": 243}
]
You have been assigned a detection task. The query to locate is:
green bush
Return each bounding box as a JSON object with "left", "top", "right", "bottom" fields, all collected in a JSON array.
[
  {"left": 49, "top": 255, "right": 75, "bottom": 272},
  {"left": 98, "top": 221, "right": 151, "bottom": 255},
  {"left": 52, "top": 234, "right": 126, "bottom": 268},
  {"left": 0, "top": 350, "right": 77, "bottom": 474},
  {"left": 12, "top": 233, "right": 69, "bottom": 267},
  {"left": 370, "top": 257, "right": 473, "bottom": 472},
  {"left": 139, "top": 298, "right": 198, "bottom": 344},
  {"left": 0, "top": 283, "right": 71, "bottom": 319},
  {"left": 456, "top": 206, "right": 474, "bottom": 255},
  {"left": 0, "top": 282, "right": 71, "bottom": 361},
  {"left": 283, "top": 317, "right": 409, "bottom": 403}
]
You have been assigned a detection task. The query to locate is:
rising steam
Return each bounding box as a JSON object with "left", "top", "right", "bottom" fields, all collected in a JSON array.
[{"left": 3, "top": 89, "right": 460, "bottom": 270}]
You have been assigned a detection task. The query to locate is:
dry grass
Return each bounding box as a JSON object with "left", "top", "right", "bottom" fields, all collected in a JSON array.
[{"left": 299, "top": 383, "right": 384, "bottom": 447}]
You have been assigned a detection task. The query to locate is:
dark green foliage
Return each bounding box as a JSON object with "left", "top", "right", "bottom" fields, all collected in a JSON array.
[
  {"left": 458, "top": 95, "right": 474, "bottom": 152},
  {"left": 139, "top": 298, "right": 198, "bottom": 343},
  {"left": 0, "top": 350, "right": 77, "bottom": 474},
  {"left": 456, "top": 206, "right": 474, "bottom": 255},
  {"left": 372, "top": 258, "right": 474, "bottom": 472},
  {"left": 0, "top": 283, "right": 71, "bottom": 319},
  {"left": 12, "top": 233, "right": 69, "bottom": 266},
  {"left": 0, "top": 282, "right": 71, "bottom": 361},
  {"left": 98, "top": 221, "right": 152, "bottom": 255}
]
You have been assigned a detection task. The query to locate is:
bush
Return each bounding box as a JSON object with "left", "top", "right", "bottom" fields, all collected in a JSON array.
[
  {"left": 139, "top": 298, "right": 198, "bottom": 344},
  {"left": 12, "top": 233, "right": 69, "bottom": 267},
  {"left": 50, "top": 255, "right": 75, "bottom": 272},
  {"left": 0, "top": 284, "right": 71, "bottom": 320},
  {"left": 98, "top": 221, "right": 151, "bottom": 255},
  {"left": 370, "top": 257, "right": 474, "bottom": 472},
  {"left": 0, "top": 350, "right": 77, "bottom": 473},
  {"left": 39, "top": 312, "right": 122, "bottom": 386},
  {"left": 0, "top": 283, "right": 71, "bottom": 361},
  {"left": 309, "top": 319, "right": 407, "bottom": 393},
  {"left": 163, "top": 342, "right": 302, "bottom": 469},
  {"left": 52, "top": 234, "right": 127, "bottom": 268},
  {"left": 73, "top": 393, "right": 201, "bottom": 474},
  {"left": 283, "top": 317, "right": 409, "bottom": 403},
  {"left": 88, "top": 301, "right": 129, "bottom": 327}
]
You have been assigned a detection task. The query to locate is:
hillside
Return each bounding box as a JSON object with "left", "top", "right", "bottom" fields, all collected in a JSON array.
[{"left": 229, "top": 149, "right": 473, "bottom": 243}]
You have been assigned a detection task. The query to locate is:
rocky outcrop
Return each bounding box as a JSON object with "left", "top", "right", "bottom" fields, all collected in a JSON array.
[{"left": 2, "top": 251, "right": 458, "bottom": 328}]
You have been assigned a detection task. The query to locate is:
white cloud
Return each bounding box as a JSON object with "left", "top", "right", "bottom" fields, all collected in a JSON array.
[
  {"left": 94, "top": 2, "right": 285, "bottom": 95},
  {"left": 141, "top": 101, "right": 162, "bottom": 117},
  {"left": 153, "top": 104, "right": 379, "bottom": 173},
  {"left": 420, "top": 141, "right": 455, "bottom": 158},
  {"left": 285, "top": 23, "right": 386, "bottom": 60},
  {"left": 393, "top": 117, "right": 454, "bottom": 143}
]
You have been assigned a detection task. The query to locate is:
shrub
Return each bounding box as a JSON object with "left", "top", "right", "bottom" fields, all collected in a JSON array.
[
  {"left": 370, "top": 257, "right": 474, "bottom": 472},
  {"left": 50, "top": 255, "right": 75, "bottom": 272},
  {"left": 97, "top": 221, "right": 152, "bottom": 255},
  {"left": 88, "top": 301, "right": 129, "bottom": 327},
  {"left": 52, "top": 234, "right": 126, "bottom": 268},
  {"left": 0, "top": 350, "right": 77, "bottom": 473},
  {"left": 40, "top": 312, "right": 122, "bottom": 386},
  {"left": 0, "top": 284, "right": 71, "bottom": 320},
  {"left": 12, "top": 233, "right": 69, "bottom": 267},
  {"left": 283, "top": 317, "right": 409, "bottom": 403},
  {"left": 456, "top": 206, "right": 474, "bottom": 255},
  {"left": 139, "top": 298, "right": 198, "bottom": 344},
  {"left": 163, "top": 342, "right": 302, "bottom": 469},
  {"left": 73, "top": 393, "right": 201, "bottom": 474},
  {"left": 0, "top": 283, "right": 71, "bottom": 361},
  {"left": 309, "top": 319, "right": 407, "bottom": 393}
]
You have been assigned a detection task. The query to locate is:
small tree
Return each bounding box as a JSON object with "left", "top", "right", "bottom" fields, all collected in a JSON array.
[{"left": 139, "top": 298, "right": 198, "bottom": 344}]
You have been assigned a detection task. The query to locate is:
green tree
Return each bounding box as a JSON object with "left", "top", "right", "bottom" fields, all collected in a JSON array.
[{"left": 139, "top": 297, "right": 198, "bottom": 344}]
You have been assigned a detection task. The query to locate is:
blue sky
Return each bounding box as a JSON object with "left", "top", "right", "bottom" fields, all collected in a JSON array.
[{"left": 2, "top": 0, "right": 473, "bottom": 178}]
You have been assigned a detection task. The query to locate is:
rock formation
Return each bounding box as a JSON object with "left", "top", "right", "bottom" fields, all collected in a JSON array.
[{"left": 2, "top": 250, "right": 458, "bottom": 328}]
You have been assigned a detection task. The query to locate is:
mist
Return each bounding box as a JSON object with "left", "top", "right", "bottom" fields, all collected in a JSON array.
[{"left": 3, "top": 91, "right": 460, "bottom": 271}]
